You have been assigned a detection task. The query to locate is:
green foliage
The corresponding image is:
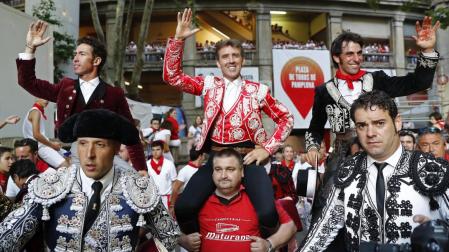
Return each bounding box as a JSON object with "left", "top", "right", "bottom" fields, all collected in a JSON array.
[
  {"left": 427, "top": 7, "right": 449, "bottom": 29},
  {"left": 32, "top": 0, "right": 76, "bottom": 82}
]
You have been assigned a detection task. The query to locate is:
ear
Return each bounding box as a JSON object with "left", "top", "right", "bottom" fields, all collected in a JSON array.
[
  {"left": 93, "top": 56, "right": 102, "bottom": 67},
  {"left": 332, "top": 55, "right": 340, "bottom": 65},
  {"left": 395, "top": 114, "right": 402, "bottom": 132}
]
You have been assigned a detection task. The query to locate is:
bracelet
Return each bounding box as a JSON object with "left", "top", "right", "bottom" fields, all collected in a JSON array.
[
  {"left": 26, "top": 44, "right": 35, "bottom": 50},
  {"left": 266, "top": 239, "right": 274, "bottom": 252}
]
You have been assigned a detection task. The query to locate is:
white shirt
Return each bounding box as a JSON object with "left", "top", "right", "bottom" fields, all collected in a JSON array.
[
  {"left": 176, "top": 164, "right": 199, "bottom": 193},
  {"left": 223, "top": 77, "right": 243, "bottom": 112},
  {"left": 23, "top": 107, "right": 47, "bottom": 148},
  {"left": 366, "top": 145, "right": 402, "bottom": 212},
  {"left": 78, "top": 164, "right": 114, "bottom": 203},
  {"left": 337, "top": 79, "right": 363, "bottom": 105},
  {"left": 292, "top": 161, "right": 325, "bottom": 188},
  {"left": 146, "top": 158, "right": 177, "bottom": 196},
  {"left": 154, "top": 129, "right": 171, "bottom": 142},
  {"left": 79, "top": 77, "right": 100, "bottom": 103}
]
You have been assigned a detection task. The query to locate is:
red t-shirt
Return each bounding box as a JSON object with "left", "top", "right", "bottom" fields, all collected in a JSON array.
[
  {"left": 36, "top": 158, "right": 49, "bottom": 173},
  {"left": 0, "top": 172, "right": 8, "bottom": 193},
  {"left": 198, "top": 190, "right": 291, "bottom": 252}
]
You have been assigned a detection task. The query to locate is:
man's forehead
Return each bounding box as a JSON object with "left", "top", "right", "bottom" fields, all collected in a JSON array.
[
  {"left": 354, "top": 106, "right": 389, "bottom": 121},
  {"left": 76, "top": 44, "right": 93, "bottom": 53},
  {"left": 419, "top": 133, "right": 444, "bottom": 142},
  {"left": 341, "top": 41, "right": 362, "bottom": 51}
]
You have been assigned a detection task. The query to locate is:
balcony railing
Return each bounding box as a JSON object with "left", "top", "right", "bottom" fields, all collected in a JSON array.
[
  {"left": 362, "top": 52, "right": 393, "bottom": 68},
  {"left": 124, "top": 49, "right": 257, "bottom": 68}
]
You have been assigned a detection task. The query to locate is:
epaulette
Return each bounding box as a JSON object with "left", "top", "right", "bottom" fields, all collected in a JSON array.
[
  {"left": 334, "top": 152, "right": 366, "bottom": 189},
  {"left": 121, "top": 170, "right": 160, "bottom": 226},
  {"left": 29, "top": 166, "right": 77, "bottom": 220},
  {"left": 409, "top": 151, "right": 449, "bottom": 210}
]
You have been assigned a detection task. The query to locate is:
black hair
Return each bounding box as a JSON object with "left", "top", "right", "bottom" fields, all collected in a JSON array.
[
  {"left": 330, "top": 31, "right": 364, "bottom": 68},
  {"left": 429, "top": 112, "right": 443, "bottom": 121},
  {"left": 151, "top": 140, "right": 165, "bottom": 149},
  {"left": 213, "top": 148, "right": 243, "bottom": 168},
  {"left": 215, "top": 39, "right": 244, "bottom": 60},
  {"left": 0, "top": 147, "right": 13, "bottom": 159},
  {"left": 399, "top": 130, "right": 416, "bottom": 144},
  {"left": 76, "top": 36, "right": 107, "bottom": 71},
  {"left": 350, "top": 90, "right": 397, "bottom": 122},
  {"left": 9, "top": 159, "right": 38, "bottom": 179},
  {"left": 161, "top": 120, "right": 173, "bottom": 131},
  {"left": 14, "top": 138, "right": 38, "bottom": 153},
  {"left": 151, "top": 118, "right": 160, "bottom": 124},
  {"left": 189, "top": 147, "right": 203, "bottom": 161}
]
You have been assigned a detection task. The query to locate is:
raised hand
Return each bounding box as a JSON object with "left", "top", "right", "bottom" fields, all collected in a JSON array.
[
  {"left": 4, "top": 115, "right": 20, "bottom": 125},
  {"left": 413, "top": 16, "right": 440, "bottom": 53},
  {"left": 174, "top": 8, "right": 200, "bottom": 40},
  {"left": 26, "top": 20, "right": 52, "bottom": 52}
]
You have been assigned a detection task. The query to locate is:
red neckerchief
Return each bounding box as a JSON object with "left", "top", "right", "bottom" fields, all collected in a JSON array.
[
  {"left": 151, "top": 127, "right": 159, "bottom": 132},
  {"left": 281, "top": 160, "right": 295, "bottom": 171},
  {"left": 150, "top": 156, "right": 164, "bottom": 175},
  {"left": 188, "top": 161, "right": 200, "bottom": 169},
  {"left": 335, "top": 69, "right": 366, "bottom": 90},
  {"left": 32, "top": 103, "right": 47, "bottom": 120}
]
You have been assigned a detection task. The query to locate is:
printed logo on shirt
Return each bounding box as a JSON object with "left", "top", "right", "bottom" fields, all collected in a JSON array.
[
  {"left": 205, "top": 232, "right": 251, "bottom": 242},
  {"left": 216, "top": 223, "right": 239, "bottom": 233}
]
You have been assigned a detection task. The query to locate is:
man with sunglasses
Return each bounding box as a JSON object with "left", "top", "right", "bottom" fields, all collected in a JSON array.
[{"left": 417, "top": 127, "right": 449, "bottom": 161}]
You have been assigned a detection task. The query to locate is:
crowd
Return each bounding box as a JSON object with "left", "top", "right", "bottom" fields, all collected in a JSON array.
[
  {"left": 0, "top": 10, "right": 446, "bottom": 252},
  {"left": 362, "top": 43, "right": 391, "bottom": 62}
]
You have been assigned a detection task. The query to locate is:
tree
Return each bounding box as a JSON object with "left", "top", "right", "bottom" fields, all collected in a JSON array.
[
  {"left": 32, "top": 0, "right": 76, "bottom": 82},
  {"left": 129, "top": 0, "right": 155, "bottom": 99}
]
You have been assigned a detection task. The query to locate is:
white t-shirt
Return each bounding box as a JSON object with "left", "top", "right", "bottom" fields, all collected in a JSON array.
[
  {"left": 176, "top": 164, "right": 199, "bottom": 193},
  {"left": 292, "top": 161, "right": 324, "bottom": 188},
  {"left": 146, "top": 158, "right": 177, "bottom": 196},
  {"left": 154, "top": 129, "right": 171, "bottom": 143}
]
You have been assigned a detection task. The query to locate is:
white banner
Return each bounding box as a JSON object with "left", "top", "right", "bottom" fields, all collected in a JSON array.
[{"left": 273, "top": 49, "right": 332, "bottom": 128}]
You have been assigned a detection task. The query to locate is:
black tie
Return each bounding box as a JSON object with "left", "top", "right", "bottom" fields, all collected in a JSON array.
[
  {"left": 83, "top": 181, "right": 103, "bottom": 236},
  {"left": 375, "top": 162, "right": 387, "bottom": 220}
]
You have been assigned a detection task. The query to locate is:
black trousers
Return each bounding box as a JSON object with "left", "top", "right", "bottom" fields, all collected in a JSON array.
[{"left": 174, "top": 152, "right": 279, "bottom": 237}]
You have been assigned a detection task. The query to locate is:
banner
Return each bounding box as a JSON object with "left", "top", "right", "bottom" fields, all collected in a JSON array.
[
  {"left": 273, "top": 49, "right": 332, "bottom": 128},
  {"left": 194, "top": 67, "right": 259, "bottom": 107}
]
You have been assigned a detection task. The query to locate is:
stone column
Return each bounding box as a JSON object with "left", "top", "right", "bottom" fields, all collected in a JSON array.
[
  {"left": 254, "top": 5, "right": 275, "bottom": 132},
  {"left": 105, "top": 4, "right": 117, "bottom": 80},
  {"left": 392, "top": 14, "right": 406, "bottom": 76},
  {"left": 328, "top": 11, "right": 343, "bottom": 46},
  {"left": 181, "top": 35, "right": 200, "bottom": 117},
  {"left": 433, "top": 0, "right": 449, "bottom": 117}
]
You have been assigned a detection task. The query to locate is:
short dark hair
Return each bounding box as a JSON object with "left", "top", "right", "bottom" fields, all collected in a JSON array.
[
  {"left": 0, "top": 147, "right": 12, "bottom": 158},
  {"left": 9, "top": 159, "right": 38, "bottom": 179},
  {"left": 151, "top": 140, "right": 165, "bottom": 149},
  {"left": 161, "top": 120, "right": 173, "bottom": 131},
  {"left": 189, "top": 147, "right": 203, "bottom": 161},
  {"left": 399, "top": 130, "right": 416, "bottom": 144},
  {"left": 14, "top": 138, "right": 38, "bottom": 153},
  {"left": 350, "top": 90, "right": 397, "bottom": 123},
  {"left": 215, "top": 39, "right": 244, "bottom": 60},
  {"left": 418, "top": 126, "right": 443, "bottom": 137},
  {"left": 151, "top": 118, "right": 160, "bottom": 124},
  {"left": 77, "top": 36, "right": 107, "bottom": 71},
  {"left": 331, "top": 31, "right": 364, "bottom": 68},
  {"left": 429, "top": 112, "right": 443, "bottom": 121},
  {"left": 213, "top": 148, "right": 243, "bottom": 168}
]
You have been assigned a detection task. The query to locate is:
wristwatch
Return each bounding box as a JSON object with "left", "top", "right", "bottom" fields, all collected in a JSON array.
[{"left": 266, "top": 239, "right": 274, "bottom": 252}]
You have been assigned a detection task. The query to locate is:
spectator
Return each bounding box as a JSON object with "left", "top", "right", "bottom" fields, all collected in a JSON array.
[
  {"left": 0, "top": 115, "right": 20, "bottom": 130},
  {"left": 147, "top": 140, "right": 177, "bottom": 210},
  {"left": 0, "top": 147, "right": 13, "bottom": 193},
  {"left": 178, "top": 149, "right": 296, "bottom": 252},
  {"left": 118, "top": 144, "right": 132, "bottom": 166},
  {"left": 22, "top": 98, "right": 68, "bottom": 168},
  {"left": 154, "top": 120, "right": 174, "bottom": 161},
  {"left": 187, "top": 116, "right": 203, "bottom": 151},
  {"left": 417, "top": 127, "right": 448, "bottom": 160},
  {"left": 170, "top": 148, "right": 205, "bottom": 216},
  {"left": 9, "top": 159, "right": 39, "bottom": 203},
  {"left": 165, "top": 108, "right": 180, "bottom": 148},
  {"left": 281, "top": 145, "right": 295, "bottom": 171},
  {"left": 429, "top": 111, "right": 445, "bottom": 130},
  {"left": 399, "top": 130, "right": 416, "bottom": 151}
]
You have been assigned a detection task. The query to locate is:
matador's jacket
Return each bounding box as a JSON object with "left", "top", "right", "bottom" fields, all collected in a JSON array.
[
  {"left": 16, "top": 58, "right": 147, "bottom": 171},
  {"left": 163, "top": 38, "right": 293, "bottom": 154},
  {"left": 0, "top": 165, "right": 180, "bottom": 252},
  {"left": 305, "top": 52, "right": 439, "bottom": 151},
  {"left": 300, "top": 149, "right": 449, "bottom": 252}
]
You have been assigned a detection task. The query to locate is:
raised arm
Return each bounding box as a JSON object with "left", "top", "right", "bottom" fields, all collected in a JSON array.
[{"left": 163, "top": 8, "right": 205, "bottom": 95}]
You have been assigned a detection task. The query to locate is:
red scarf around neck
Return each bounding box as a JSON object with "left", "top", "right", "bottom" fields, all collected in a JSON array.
[
  {"left": 32, "top": 103, "right": 47, "bottom": 120},
  {"left": 335, "top": 69, "right": 366, "bottom": 90},
  {"left": 281, "top": 160, "right": 295, "bottom": 171},
  {"left": 188, "top": 161, "right": 200, "bottom": 169},
  {"left": 150, "top": 156, "right": 164, "bottom": 175}
]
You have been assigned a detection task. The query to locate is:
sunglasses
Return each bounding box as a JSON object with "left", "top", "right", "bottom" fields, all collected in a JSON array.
[{"left": 418, "top": 127, "right": 441, "bottom": 136}]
